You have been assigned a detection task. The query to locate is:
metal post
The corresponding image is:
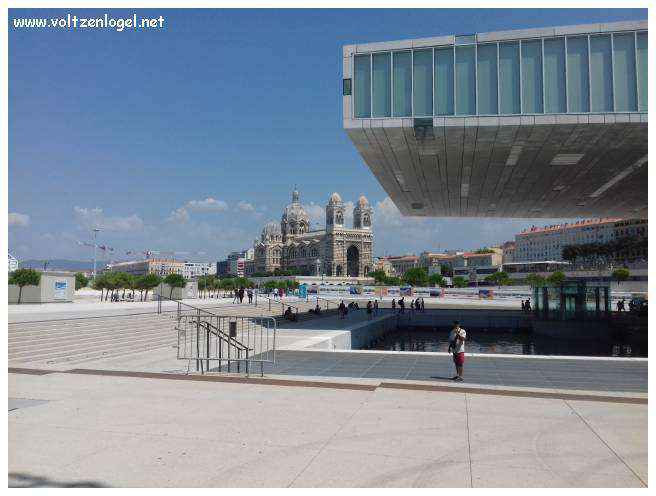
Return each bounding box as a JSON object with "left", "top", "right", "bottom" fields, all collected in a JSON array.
[
  {"left": 196, "top": 309, "right": 200, "bottom": 372},
  {"left": 206, "top": 324, "right": 210, "bottom": 372}
]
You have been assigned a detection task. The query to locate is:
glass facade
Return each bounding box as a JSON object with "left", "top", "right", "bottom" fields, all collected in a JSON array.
[
  {"left": 566, "top": 37, "right": 590, "bottom": 113},
  {"left": 434, "top": 48, "right": 454, "bottom": 115},
  {"left": 393, "top": 51, "right": 412, "bottom": 117},
  {"left": 499, "top": 42, "right": 521, "bottom": 114},
  {"left": 413, "top": 50, "right": 433, "bottom": 116},
  {"left": 351, "top": 29, "right": 647, "bottom": 118},
  {"left": 372, "top": 52, "right": 391, "bottom": 117}
]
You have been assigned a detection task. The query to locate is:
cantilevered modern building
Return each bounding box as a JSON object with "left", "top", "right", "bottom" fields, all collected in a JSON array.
[{"left": 342, "top": 20, "right": 647, "bottom": 218}]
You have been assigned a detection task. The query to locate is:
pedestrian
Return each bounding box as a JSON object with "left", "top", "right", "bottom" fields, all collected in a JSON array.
[
  {"left": 338, "top": 300, "right": 346, "bottom": 319},
  {"left": 448, "top": 321, "right": 467, "bottom": 381},
  {"left": 233, "top": 288, "right": 239, "bottom": 304},
  {"left": 391, "top": 298, "right": 396, "bottom": 312},
  {"left": 373, "top": 299, "right": 379, "bottom": 316},
  {"left": 525, "top": 299, "right": 531, "bottom": 312},
  {"left": 521, "top": 300, "right": 526, "bottom": 312},
  {"left": 239, "top": 287, "right": 245, "bottom": 303},
  {"left": 247, "top": 289, "right": 253, "bottom": 304},
  {"left": 399, "top": 297, "right": 405, "bottom": 314},
  {"left": 421, "top": 298, "right": 426, "bottom": 312},
  {"left": 410, "top": 299, "right": 415, "bottom": 311},
  {"left": 366, "top": 300, "right": 373, "bottom": 320}
]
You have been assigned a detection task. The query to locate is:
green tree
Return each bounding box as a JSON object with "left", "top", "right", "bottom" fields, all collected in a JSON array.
[
  {"left": 367, "top": 270, "right": 388, "bottom": 284},
  {"left": 484, "top": 271, "right": 510, "bottom": 288},
  {"left": 141, "top": 273, "right": 161, "bottom": 301},
  {"left": 452, "top": 276, "right": 468, "bottom": 288},
  {"left": 163, "top": 273, "right": 186, "bottom": 299},
  {"left": 9, "top": 268, "right": 41, "bottom": 304},
  {"left": 127, "top": 274, "right": 139, "bottom": 300},
  {"left": 525, "top": 273, "right": 546, "bottom": 288},
  {"left": 402, "top": 267, "right": 429, "bottom": 287},
  {"left": 612, "top": 268, "right": 630, "bottom": 285},
  {"left": 103, "top": 272, "right": 121, "bottom": 301},
  {"left": 428, "top": 273, "right": 445, "bottom": 287},
  {"left": 384, "top": 276, "right": 401, "bottom": 286},
  {"left": 474, "top": 247, "right": 495, "bottom": 254},
  {"left": 197, "top": 275, "right": 208, "bottom": 298},
  {"left": 92, "top": 273, "right": 107, "bottom": 300},
  {"left": 115, "top": 272, "right": 132, "bottom": 299},
  {"left": 206, "top": 275, "right": 218, "bottom": 298},
  {"left": 75, "top": 272, "right": 89, "bottom": 290},
  {"left": 546, "top": 271, "right": 566, "bottom": 287}
]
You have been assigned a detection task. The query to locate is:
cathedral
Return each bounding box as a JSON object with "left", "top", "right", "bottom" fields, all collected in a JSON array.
[{"left": 254, "top": 189, "right": 374, "bottom": 277}]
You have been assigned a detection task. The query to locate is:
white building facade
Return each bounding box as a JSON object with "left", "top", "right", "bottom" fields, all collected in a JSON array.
[{"left": 514, "top": 218, "right": 647, "bottom": 262}]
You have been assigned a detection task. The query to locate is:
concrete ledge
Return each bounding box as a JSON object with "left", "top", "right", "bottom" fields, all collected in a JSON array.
[{"left": 11, "top": 367, "right": 645, "bottom": 404}]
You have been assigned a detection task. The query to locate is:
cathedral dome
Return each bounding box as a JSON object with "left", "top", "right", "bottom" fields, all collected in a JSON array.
[
  {"left": 328, "top": 192, "right": 342, "bottom": 205},
  {"left": 282, "top": 189, "right": 309, "bottom": 225}
]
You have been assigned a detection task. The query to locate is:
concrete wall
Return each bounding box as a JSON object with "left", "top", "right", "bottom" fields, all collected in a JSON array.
[
  {"left": 395, "top": 308, "right": 531, "bottom": 330},
  {"left": 9, "top": 272, "right": 75, "bottom": 304},
  {"left": 306, "top": 314, "right": 398, "bottom": 351},
  {"left": 154, "top": 281, "right": 198, "bottom": 300}
]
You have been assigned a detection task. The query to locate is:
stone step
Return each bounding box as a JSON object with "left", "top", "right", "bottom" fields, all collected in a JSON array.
[
  {"left": 9, "top": 333, "right": 177, "bottom": 361},
  {"left": 9, "top": 326, "right": 177, "bottom": 355}
]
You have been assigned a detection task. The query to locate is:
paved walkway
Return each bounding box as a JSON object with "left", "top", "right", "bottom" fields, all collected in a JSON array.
[
  {"left": 259, "top": 351, "right": 647, "bottom": 393},
  {"left": 8, "top": 369, "right": 647, "bottom": 487}
]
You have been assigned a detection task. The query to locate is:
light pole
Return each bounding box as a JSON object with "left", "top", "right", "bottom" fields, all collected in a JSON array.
[{"left": 92, "top": 228, "right": 101, "bottom": 280}]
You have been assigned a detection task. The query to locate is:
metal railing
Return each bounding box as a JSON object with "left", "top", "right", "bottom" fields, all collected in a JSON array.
[
  {"left": 254, "top": 291, "right": 301, "bottom": 319},
  {"left": 157, "top": 294, "right": 277, "bottom": 376},
  {"left": 313, "top": 295, "right": 337, "bottom": 311},
  {"left": 176, "top": 313, "right": 276, "bottom": 376}
]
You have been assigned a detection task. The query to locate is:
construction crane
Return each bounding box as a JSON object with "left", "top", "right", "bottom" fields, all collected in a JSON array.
[{"left": 76, "top": 228, "right": 113, "bottom": 278}]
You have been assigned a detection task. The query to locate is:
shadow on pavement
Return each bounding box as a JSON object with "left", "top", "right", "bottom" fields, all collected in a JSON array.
[{"left": 8, "top": 472, "right": 108, "bottom": 488}]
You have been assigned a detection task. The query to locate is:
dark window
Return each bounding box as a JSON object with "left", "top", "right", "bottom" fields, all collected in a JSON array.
[{"left": 342, "top": 78, "right": 352, "bottom": 96}]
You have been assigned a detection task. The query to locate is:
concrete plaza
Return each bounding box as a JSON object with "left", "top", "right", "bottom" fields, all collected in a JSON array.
[
  {"left": 8, "top": 369, "right": 647, "bottom": 487},
  {"left": 7, "top": 297, "right": 648, "bottom": 487}
]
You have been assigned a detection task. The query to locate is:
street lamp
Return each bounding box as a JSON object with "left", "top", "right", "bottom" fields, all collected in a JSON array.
[{"left": 92, "top": 228, "right": 101, "bottom": 280}]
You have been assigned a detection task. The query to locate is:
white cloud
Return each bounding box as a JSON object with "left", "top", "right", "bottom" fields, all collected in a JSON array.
[
  {"left": 373, "top": 197, "right": 425, "bottom": 228},
  {"left": 8, "top": 212, "right": 30, "bottom": 227},
  {"left": 186, "top": 198, "right": 228, "bottom": 212},
  {"left": 237, "top": 201, "right": 255, "bottom": 212},
  {"left": 73, "top": 206, "right": 144, "bottom": 232},
  {"left": 166, "top": 207, "right": 190, "bottom": 224},
  {"left": 302, "top": 202, "right": 325, "bottom": 225}
]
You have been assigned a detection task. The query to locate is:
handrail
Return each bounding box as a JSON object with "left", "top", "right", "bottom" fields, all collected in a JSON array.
[
  {"left": 156, "top": 293, "right": 220, "bottom": 319},
  {"left": 254, "top": 291, "right": 301, "bottom": 316},
  {"left": 313, "top": 295, "right": 338, "bottom": 310},
  {"left": 195, "top": 319, "right": 251, "bottom": 352}
]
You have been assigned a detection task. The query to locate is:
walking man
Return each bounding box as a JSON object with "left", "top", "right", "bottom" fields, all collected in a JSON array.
[
  {"left": 247, "top": 289, "right": 253, "bottom": 304},
  {"left": 448, "top": 321, "right": 467, "bottom": 382},
  {"left": 373, "top": 299, "right": 379, "bottom": 316}
]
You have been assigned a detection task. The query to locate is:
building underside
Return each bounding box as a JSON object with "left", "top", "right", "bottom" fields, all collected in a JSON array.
[{"left": 345, "top": 116, "right": 647, "bottom": 218}]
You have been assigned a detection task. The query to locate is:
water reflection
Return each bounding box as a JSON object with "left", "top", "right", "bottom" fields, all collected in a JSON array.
[{"left": 368, "top": 327, "right": 647, "bottom": 357}]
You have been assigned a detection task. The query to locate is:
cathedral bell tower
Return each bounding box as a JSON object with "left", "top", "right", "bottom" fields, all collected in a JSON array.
[
  {"left": 353, "top": 195, "right": 373, "bottom": 230},
  {"left": 325, "top": 192, "right": 344, "bottom": 231}
]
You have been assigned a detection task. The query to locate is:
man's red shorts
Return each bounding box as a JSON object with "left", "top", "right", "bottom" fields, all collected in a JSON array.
[{"left": 453, "top": 352, "right": 465, "bottom": 366}]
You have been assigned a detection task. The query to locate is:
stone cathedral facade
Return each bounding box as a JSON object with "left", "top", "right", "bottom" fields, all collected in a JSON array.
[{"left": 253, "top": 189, "right": 373, "bottom": 277}]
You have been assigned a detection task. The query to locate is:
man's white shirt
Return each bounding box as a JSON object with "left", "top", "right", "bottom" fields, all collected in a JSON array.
[{"left": 449, "top": 328, "right": 467, "bottom": 353}]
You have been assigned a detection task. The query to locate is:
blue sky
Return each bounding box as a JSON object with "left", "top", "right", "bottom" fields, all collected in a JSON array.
[{"left": 8, "top": 8, "right": 647, "bottom": 263}]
